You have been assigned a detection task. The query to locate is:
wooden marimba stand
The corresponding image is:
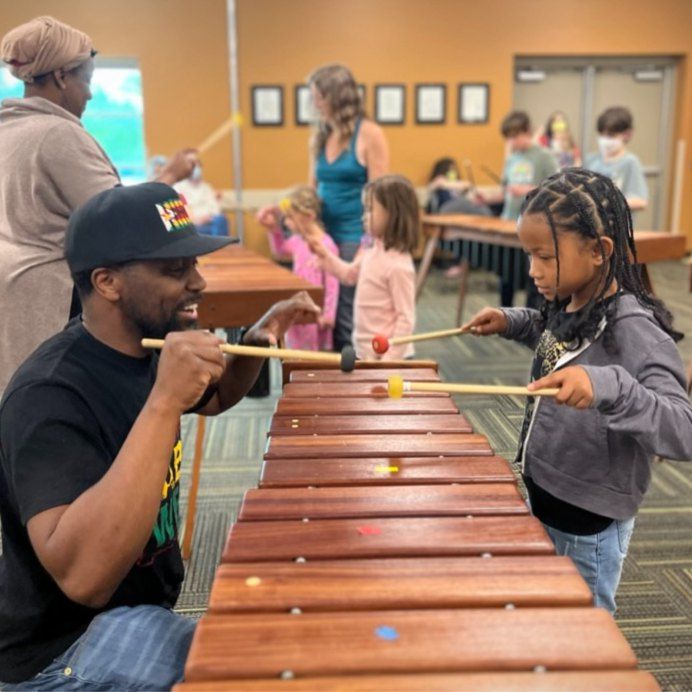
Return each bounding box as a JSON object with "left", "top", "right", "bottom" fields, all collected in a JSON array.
[{"left": 175, "top": 362, "right": 659, "bottom": 691}]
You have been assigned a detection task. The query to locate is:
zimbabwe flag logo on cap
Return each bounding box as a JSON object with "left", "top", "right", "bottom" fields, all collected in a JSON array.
[{"left": 156, "top": 198, "right": 192, "bottom": 232}]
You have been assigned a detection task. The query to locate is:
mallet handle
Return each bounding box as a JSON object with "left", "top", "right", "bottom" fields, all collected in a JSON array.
[
  {"left": 404, "top": 380, "right": 558, "bottom": 397},
  {"left": 463, "top": 159, "right": 477, "bottom": 190},
  {"left": 389, "top": 326, "right": 469, "bottom": 346},
  {"left": 197, "top": 116, "right": 236, "bottom": 155},
  {"left": 141, "top": 338, "right": 341, "bottom": 364}
]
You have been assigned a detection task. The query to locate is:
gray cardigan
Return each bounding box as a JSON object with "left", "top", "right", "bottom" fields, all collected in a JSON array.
[
  {"left": 0, "top": 97, "right": 119, "bottom": 393},
  {"left": 502, "top": 294, "right": 692, "bottom": 520}
]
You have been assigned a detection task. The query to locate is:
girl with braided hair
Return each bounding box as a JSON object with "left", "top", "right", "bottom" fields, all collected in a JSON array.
[{"left": 463, "top": 168, "right": 692, "bottom": 613}]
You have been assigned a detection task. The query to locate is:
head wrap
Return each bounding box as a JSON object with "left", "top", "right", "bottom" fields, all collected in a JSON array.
[{"left": 1, "top": 16, "right": 94, "bottom": 83}]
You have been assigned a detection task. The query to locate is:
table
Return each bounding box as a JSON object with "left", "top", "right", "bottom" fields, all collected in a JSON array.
[
  {"left": 197, "top": 245, "right": 322, "bottom": 329},
  {"left": 417, "top": 213, "right": 688, "bottom": 324}
]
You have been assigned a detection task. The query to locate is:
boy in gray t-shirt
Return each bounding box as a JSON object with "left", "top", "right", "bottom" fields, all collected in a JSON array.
[
  {"left": 585, "top": 106, "right": 648, "bottom": 219},
  {"left": 481, "top": 111, "right": 558, "bottom": 221},
  {"left": 479, "top": 111, "right": 557, "bottom": 307},
  {"left": 501, "top": 142, "right": 558, "bottom": 221}
]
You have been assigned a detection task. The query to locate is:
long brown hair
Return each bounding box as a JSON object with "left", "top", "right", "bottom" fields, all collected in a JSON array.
[
  {"left": 366, "top": 175, "right": 420, "bottom": 253},
  {"left": 307, "top": 63, "right": 365, "bottom": 159}
]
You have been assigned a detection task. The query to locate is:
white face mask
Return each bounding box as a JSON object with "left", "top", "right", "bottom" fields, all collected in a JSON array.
[{"left": 598, "top": 136, "right": 624, "bottom": 158}]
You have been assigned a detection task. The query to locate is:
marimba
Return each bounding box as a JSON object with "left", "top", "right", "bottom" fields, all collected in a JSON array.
[{"left": 176, "top": 361, "right": 659, "bottom": 691}]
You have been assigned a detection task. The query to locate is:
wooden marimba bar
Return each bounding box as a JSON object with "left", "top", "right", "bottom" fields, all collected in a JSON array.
[{"left": 176, "top": 362, "right": 658, "bottom": 691}]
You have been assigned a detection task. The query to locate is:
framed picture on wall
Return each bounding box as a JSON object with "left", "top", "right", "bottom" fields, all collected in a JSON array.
[
  {"left": 294, "top": 85, "right": 317, "bottom": 126},
  {"left": 374, "top": 84, "right": 405, "bottom": 125},
  {"left": 458, "top": 83, "right": 490, "bottom": 124},
  {"left": 251, "top": 85, "right": 283, "bottom": 126},
  {"left": 415, "top": 83, "right": 446, "bottom": 124}
]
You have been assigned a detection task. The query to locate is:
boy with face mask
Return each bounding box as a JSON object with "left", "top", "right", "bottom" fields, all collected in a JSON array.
[{"left": 585, "top": 107, "right": 648, "bottom": 220}]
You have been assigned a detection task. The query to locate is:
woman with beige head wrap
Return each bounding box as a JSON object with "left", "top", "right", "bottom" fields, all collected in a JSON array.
[
  {"left": 2, "top": 15, "right": 94, "bottom": 83},
  {"left": 0, "top": 16, "right": 196, "bottom": 394}
]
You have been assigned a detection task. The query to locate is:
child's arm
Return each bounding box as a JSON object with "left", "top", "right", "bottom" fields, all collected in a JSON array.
[
  {"left": 308, "top": 237, "right": 362, "bottom": 286},
  {"left": 257, "top": 205, "right": 292, "bottom": 259},
  {"left": 429, "top": 177, "right": 471, "bottom": 193},
  {"left": 623, "top": 157, "right": 648, "bottom": 211},
  {"left": 319, "top": 248, "right": 340, "bottom": 328},
  {"left": 463, "top": 307, "right": 545, "bottom": 350},
  {"left": 266, "top": 225, "right": 291, "bottom": 259},
  {"left": 320, "top": 251, "right": 361, "bottom": 285},
  {"left": 384, "top": 263, "right": 416, "bottom": 360},
  {"left": 531, "top": 342, "right": 692, "bottom": 460}
]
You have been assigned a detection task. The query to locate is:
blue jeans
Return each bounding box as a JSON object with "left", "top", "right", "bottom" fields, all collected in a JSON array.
[
  {"left": 197, "top": 214, "right": 229, "bottom": 236},
  {"left": 5, "top": 605, "right": 196, "bottom": 691},
  {"left": 543, "top": 517, "right": 636, "bottom": 615}
]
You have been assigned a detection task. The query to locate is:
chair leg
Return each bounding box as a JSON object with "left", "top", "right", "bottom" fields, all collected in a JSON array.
[
  {"left": 455, "top": 259, "right": 470, "bottom": 327},
  {"left": 182, "top": 415, "right": 206, "bottom": 561}
]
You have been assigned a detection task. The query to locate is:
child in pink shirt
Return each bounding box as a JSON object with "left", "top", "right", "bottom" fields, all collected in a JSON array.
[
  {"left": 310, "top": 175, "right": 419, "bottom": 360},
  {"left": 257, "top": 186, "right": 339, "bottom": 351}
]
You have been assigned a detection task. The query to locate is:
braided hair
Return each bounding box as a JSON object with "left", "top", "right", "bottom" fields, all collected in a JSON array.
[{"left": 520, "top": 168, "right": 682, "bottom": 349}]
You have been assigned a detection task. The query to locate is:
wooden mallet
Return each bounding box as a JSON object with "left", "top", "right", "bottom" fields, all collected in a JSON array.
[
  {"left": 463, "top": 159, "right": 477, "bottom": 190},
  {"left": 141, "top": 339, "right": 357, "bottom": 373},
  {"left": 196, "top": 113, "right": 242, "bottom": 156},
  {"left": 387, "top": 375, "right": 559, "bottom": 398},
  {"left": 372, "top": 326, "right": 471, "bottom": 355}
]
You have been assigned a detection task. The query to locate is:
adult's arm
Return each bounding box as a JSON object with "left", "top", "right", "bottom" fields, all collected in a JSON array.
[
  {"left": 197, "top": 291, "right": 322, "bottom": 415},
  {"left": 359, "top": 120, "right": 389, "bottom": 180},
  {"left": 156, "top": 149, "right": 199, "bottom": 186},
  {"left": 24, "top": 331, "right": 226, "bottom": 608}
]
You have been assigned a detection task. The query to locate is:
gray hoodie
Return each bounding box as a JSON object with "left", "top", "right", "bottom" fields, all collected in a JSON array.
[{"left": 502, "top": 293, "right": 692, "bottom": 520}]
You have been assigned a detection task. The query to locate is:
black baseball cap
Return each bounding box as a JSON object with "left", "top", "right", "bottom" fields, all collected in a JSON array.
[{"left": 66, "top": 182, "right": 236, "bottom": 272}]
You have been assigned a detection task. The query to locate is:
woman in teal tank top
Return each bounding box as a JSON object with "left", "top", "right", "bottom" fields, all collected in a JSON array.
[{"left": 308, "top": 64, "right": 389, "bottom": 351}]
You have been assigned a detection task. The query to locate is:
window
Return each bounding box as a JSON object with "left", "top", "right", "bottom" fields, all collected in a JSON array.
[{"left": 0, "top": 63, "right": 146, "bottom": 184}]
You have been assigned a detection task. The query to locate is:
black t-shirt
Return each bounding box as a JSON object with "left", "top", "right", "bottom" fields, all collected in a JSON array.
[
  {"left": 517, "top": 302, "right": 614, "bottom": 536},
  {"left": 0, "top": 321, "right": 185, "bottom": 683}
]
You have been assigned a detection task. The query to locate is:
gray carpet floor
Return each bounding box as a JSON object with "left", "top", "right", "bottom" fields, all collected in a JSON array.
[{"left": 177, "top": 258, "right": 692, "bottom": 690}]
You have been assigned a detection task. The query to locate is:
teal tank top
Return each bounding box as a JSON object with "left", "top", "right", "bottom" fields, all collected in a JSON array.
[{"left": 315, "top": 118, "right": 368, "bottom": 245}]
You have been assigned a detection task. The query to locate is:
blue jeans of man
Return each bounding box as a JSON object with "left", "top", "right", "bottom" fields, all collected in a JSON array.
[
  {"left": 4, "top": 605, "right": 196, "bottom": 691},
  {"left": 543, "top": 517, "right": 636, "bottom": 614}
]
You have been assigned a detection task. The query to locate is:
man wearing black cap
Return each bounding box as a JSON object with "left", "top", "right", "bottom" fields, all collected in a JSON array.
[{"left": 0, "top": 183, "right": 320, "bottom": 689}]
